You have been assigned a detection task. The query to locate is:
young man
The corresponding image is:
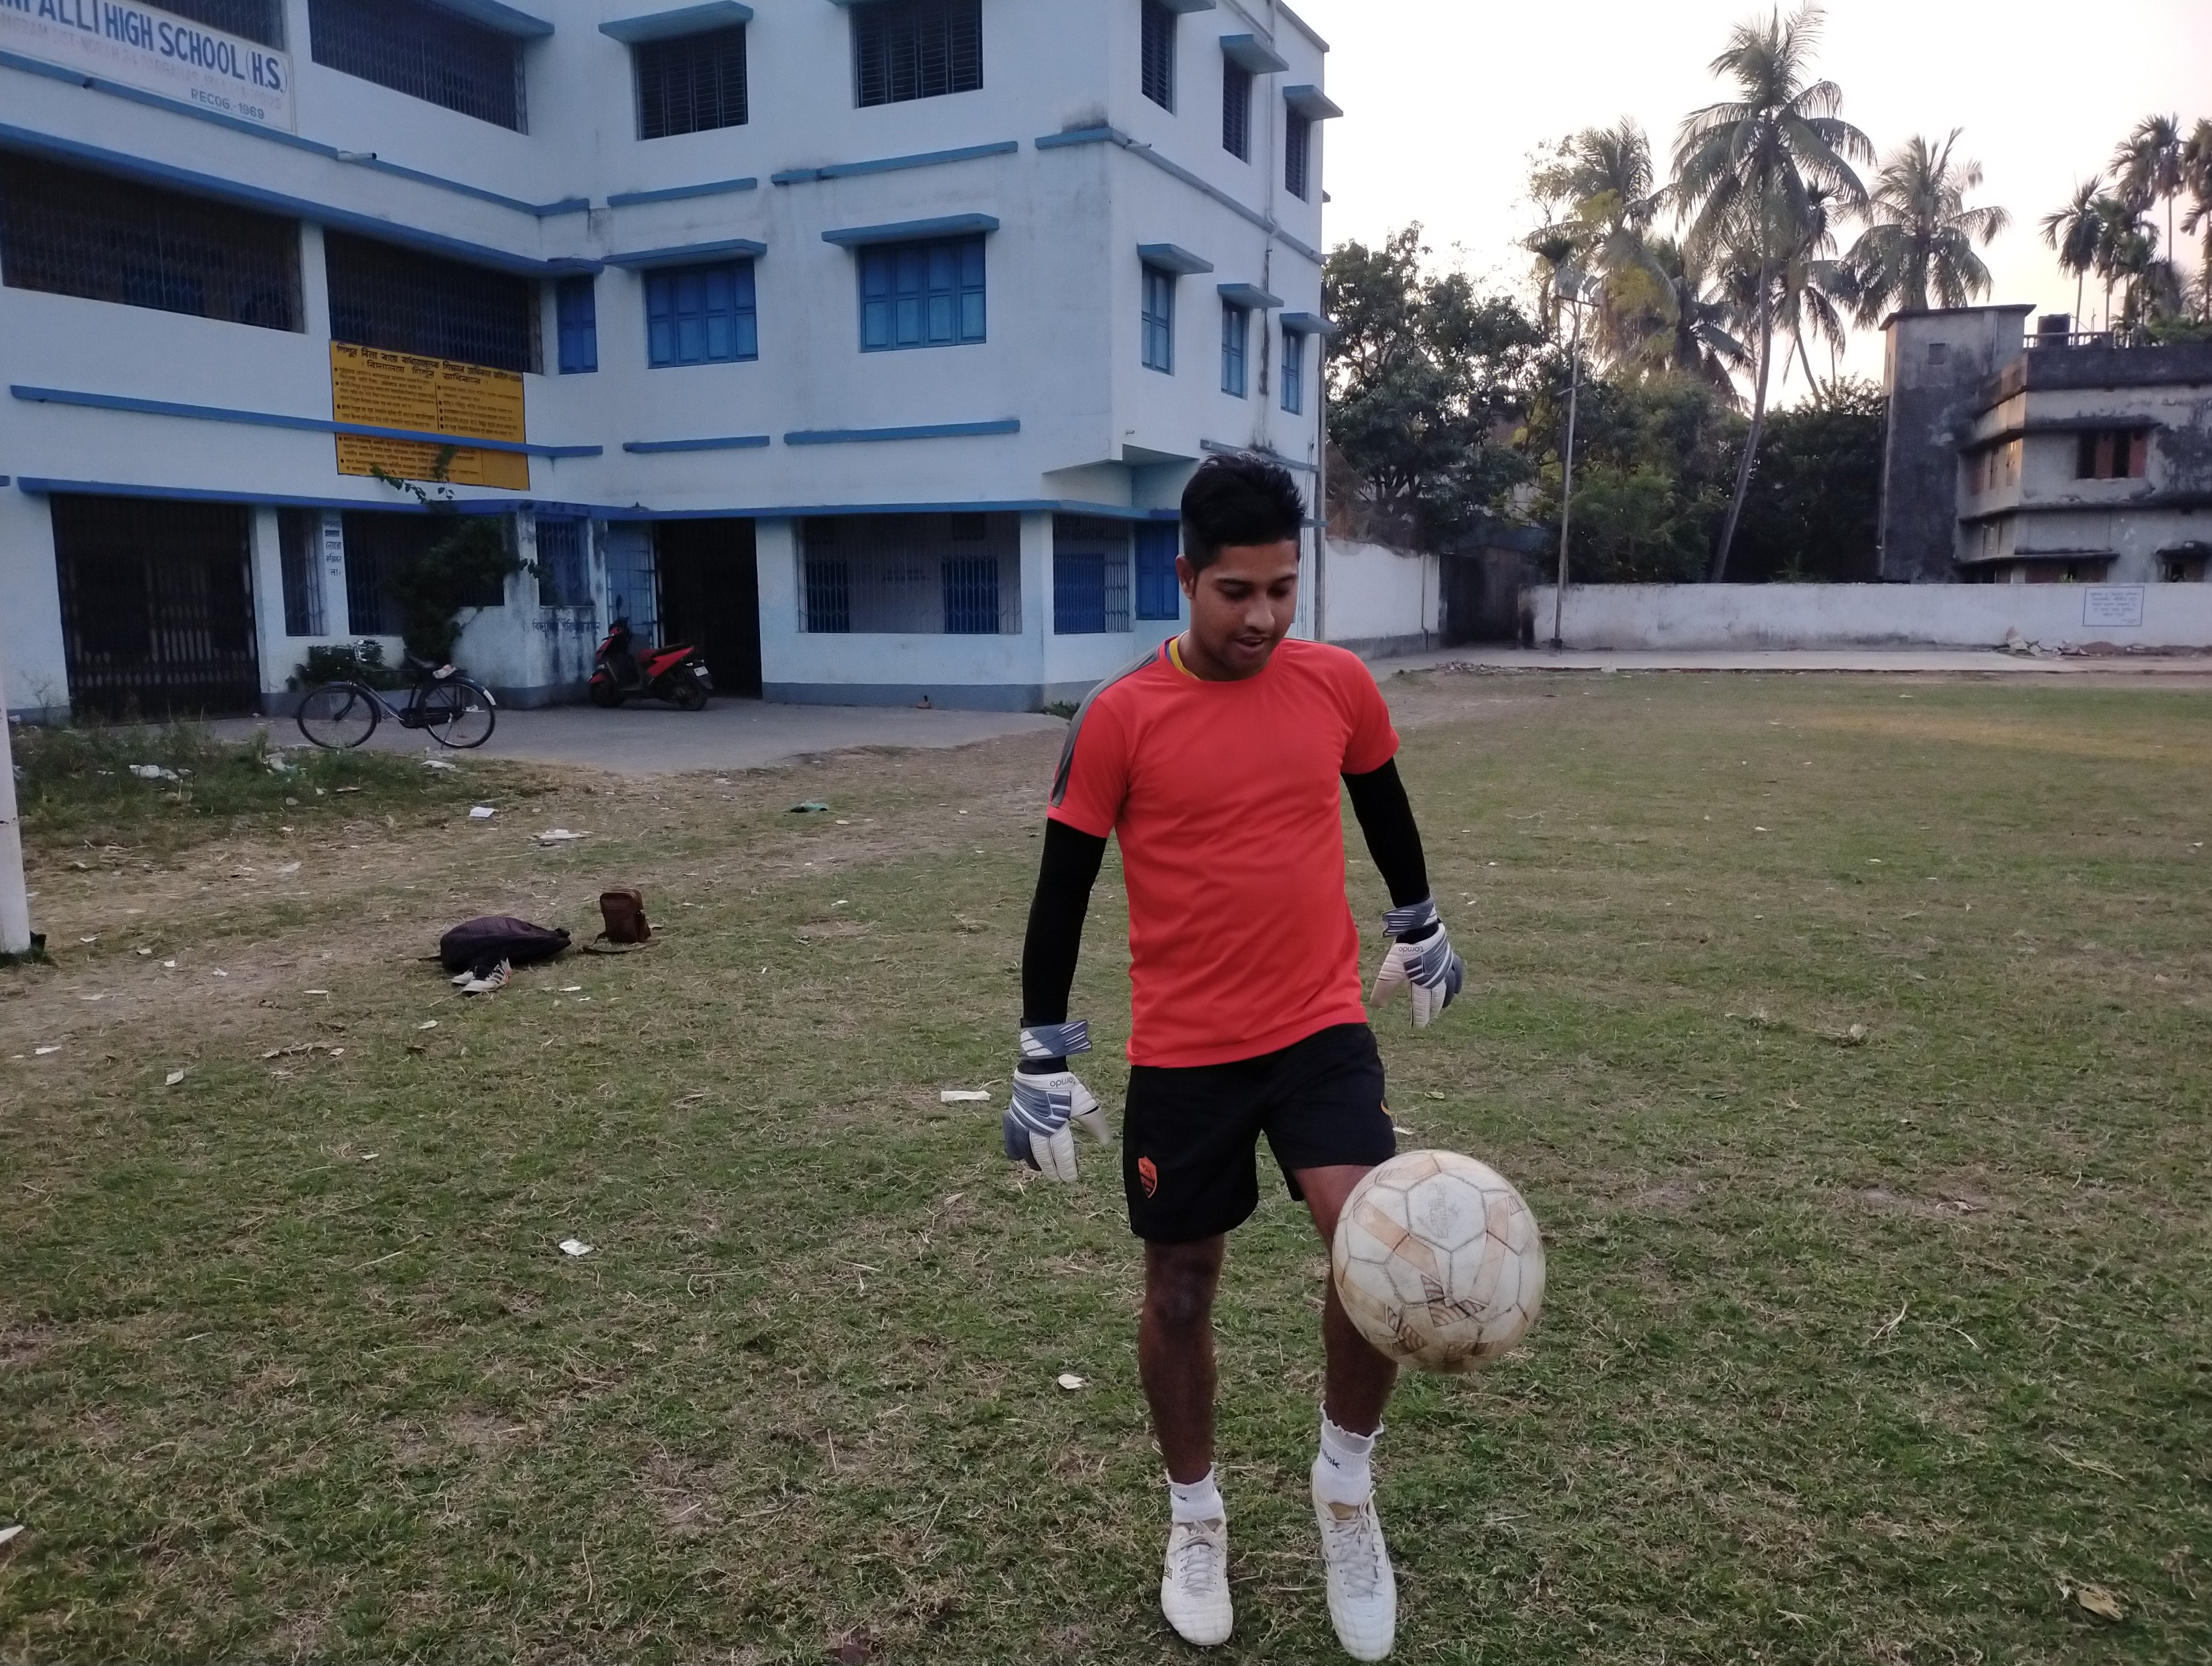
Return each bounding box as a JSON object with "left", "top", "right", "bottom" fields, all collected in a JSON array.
[{"left": 1002, "top": 454, "right": 1463, "bottom": 1660}]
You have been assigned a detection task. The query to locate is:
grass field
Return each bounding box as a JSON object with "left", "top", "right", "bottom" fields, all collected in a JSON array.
[{"left": 3, "top": 672, "right": 2208, "bottom": 1664}]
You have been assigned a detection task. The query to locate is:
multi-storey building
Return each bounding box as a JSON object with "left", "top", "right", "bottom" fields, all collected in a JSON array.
[
  {"left": 1878, "top": 306, "right": 2212, "bottom": 588},
  {"left": 0, "top": 0, "right": 1337, "bottom": 718}
]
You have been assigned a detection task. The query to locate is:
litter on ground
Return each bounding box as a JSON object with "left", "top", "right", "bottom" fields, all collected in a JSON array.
[
  {"left": 940, "top": 1089, "right": 991, "bottom": 1103},
  {"left": 558, "top": 1238, "right": 594, "bottom": 1258},
  {"left": 0, "top": 1525, "right": 22, "bottom": 1548},
  {"left": 535, "top": 829, "right": 589, "bottom": 844},
  {"left": 790, "top": 801, "right": 831, "bottom": 814},
  {"left": 165, "top": 1070, "right": 187, "bottom": 1087},
  {"left": 1056, "top": 1374, "right": 1087, "bottom": 1391},
  {"left": 275, "top": 862, "right": 301, "bottom": 875},
  {"left": 469, "top": 806, "right": 497, "bottom": 819},
  {"left": 34, "top": 1046, "right": 61, "bottom": 1056},
  {"left": 422, "top": 758, "right": 457, "bottom": 771},
  {"left": 128, "top": 764, "right": 180, "bottom": 782}
]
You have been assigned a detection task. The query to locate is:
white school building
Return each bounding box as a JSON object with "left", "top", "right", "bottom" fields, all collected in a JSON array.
[{"left": 0, "top": 0, "right": 1340, "bottom": 718}]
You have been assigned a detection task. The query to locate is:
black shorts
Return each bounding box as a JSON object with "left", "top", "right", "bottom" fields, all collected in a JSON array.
[{"left": 1122, "top": 1022, "right": 1397, "bottom": 1244}]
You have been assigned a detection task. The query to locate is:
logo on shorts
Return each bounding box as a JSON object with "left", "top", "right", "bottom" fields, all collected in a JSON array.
[{"left": 1138, "top": 1155, "right": 1159, "bottom": 1198}]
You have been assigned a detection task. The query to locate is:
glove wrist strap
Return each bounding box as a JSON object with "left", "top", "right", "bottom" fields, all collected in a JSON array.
[
  {"left": 1381, "top": 896, "right": 1440, "bottom": 939},
  {"left": 1019, "top": 1020, "right": 1090, "bottom": 1061}
]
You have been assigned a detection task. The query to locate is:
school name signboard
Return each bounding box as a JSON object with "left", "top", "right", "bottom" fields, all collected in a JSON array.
[
  {"left": 330, "top": 343, "right": 531, "bottom": 492},
  {"left": 0, "top": 0, "right": 295, "bottom": 131}
]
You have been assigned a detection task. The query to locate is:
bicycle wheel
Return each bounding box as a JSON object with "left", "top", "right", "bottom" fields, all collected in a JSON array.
[
  {"left": 296, "top": 681, "right": 381, "bottom": 750},
  {"left": 418, "top": 677, "right": 496, "bottom": 749}
]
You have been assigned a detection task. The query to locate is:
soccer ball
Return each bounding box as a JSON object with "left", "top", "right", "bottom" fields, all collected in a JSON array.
[{"left": 1330, "top": 1150, "right": 1545, "bottom": 1374}]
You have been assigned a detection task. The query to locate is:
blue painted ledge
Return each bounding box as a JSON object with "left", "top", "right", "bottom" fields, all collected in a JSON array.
[
  {"left": 623, "top": 435, "right": 772, "bottom": 453},
  {"left": 11, "top": 386, "right": 602, "bottom": 457},
  {"left": 772, "top": 140, "right": 1018, "bottom": 185},
  {"left": 784, "top": 420, "right": 1021, "bottom": 445},
  {"left": 1034, "top": 125, "right": 1322, "bottom": 265},
  {"left": 605, "top": 177, "right": 759, "bottom": 208}
]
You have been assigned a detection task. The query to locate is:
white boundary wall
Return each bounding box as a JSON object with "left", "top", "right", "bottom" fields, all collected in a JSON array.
[
  {"left": 1323, "top": 538, "right": 1439, "bottom": 657},
  {"left": 1527, "top": 583, "right": 2212, "bottom": 651}
]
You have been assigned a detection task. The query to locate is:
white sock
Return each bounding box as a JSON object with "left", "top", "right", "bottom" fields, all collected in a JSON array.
[
  {"left": 1313, "top": 1413, "right": 1380, "bottom": 1505},
  {"left": 1167, "top": 1468, "right": 1225, "bottom": 1524}
]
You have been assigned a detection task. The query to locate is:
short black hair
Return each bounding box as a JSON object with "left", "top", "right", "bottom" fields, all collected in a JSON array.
[{"left": 1180, "top": 452, "right": 1306, "bottom": 570}]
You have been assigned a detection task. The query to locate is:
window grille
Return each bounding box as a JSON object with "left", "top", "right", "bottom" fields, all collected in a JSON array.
[
  {"left": 1134, "top": 523, "right": 1180, "bottom": 619},
  {"left": 1141, "top": 265, "right": 1175, "bottom": 373},
  {"left": 308, "top": 0, "right": 525, "bottom": 131},
  {"left": 800, "top": 514, "right": 1021, "bottom": 633},
  {"left": 536, "top": 516, "right": 593, "bottom": 606},
  {"left": 601, "top": 521, "right": 659, "bottom": 642},
  {"left": 1285, "top": 109, "right": 1311, "bottom": 198},
  {"left": 50, "top": 495, "right": 260, "bottom": 717},
  {"left": 1053, "top": 516, "right": 1132, "bottom": 635},
  {"left": 2076, "top": 429, "right": 2150, "bottom": 480},
  {"left": 859, "top": 236, "right": 986, "bottom": 351},
  {"left": 1281, "top": 326, "right": 1304, "bottom": 414},
  {"left": 163, "top": 0, "right": 285, "bottom": 48},
  {"left": 1140, "top": 0, "right": 1174, "bottom": 109},
  {"left": 0, "top": 153, "right": 301, "bottom": 331},
  {"left": 853, "top": 0, "right": 980, "bottom": 106},
  {"left": 636, "top": 24, "right": 748, "bottom": 139},
  {"left": 1221, "top": 58, "right": 1251, "bottom": 159},
  {"left": 277, "top": 510, "right": 326, "bottom": 636},
  {"left": 340, "top": 511, "right": 510, "bottom": 636},
  {"left": 1221, "top": 301, "right": 1248, "bottom": 397},
  {"left": 645, "top": 261, "right": 757, "bottom": 366},
  {"left": 325, "top": 230, "right": 539, "bottom": 373},
  {"left": 556, "top": 275, "right": 598, "bottom": 374}
]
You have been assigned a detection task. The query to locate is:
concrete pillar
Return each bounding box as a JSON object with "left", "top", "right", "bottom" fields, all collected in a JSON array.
[{"left": 248, "top": 505, "right": 292, "bottom": 710}]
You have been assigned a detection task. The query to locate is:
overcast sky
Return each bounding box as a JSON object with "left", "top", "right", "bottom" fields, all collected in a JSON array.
[{"left": 1289, "top": 0, "right": 2212, "bottom": 396}]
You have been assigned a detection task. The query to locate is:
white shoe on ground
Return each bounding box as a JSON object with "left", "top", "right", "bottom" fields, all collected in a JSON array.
[
  {"left": 1160, "top": 1516, "right": 1233, "bottom": 1646},
  {"left": 460, "top": 958, "right": 511, "bottom": 995},
  {"left": 1314, "top": 1484, "right": 1396, "bottom": 1660}
]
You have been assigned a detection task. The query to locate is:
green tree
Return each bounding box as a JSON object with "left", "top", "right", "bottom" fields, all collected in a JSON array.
[
  {"left": 1529, "top": 120, "right": 1674, "bottom": 370},
  {"left": 2041, "top": 176, "right": 2104, "bottom": 326},
  {"left": 1844, "top": 130, "right": 2010, "bottom": 320},
  {"left": 370, "top": 456, "right": 526, "bottom": 664},
  {"left": 1637, "top": 236, "right": 1750, "bottom": 396},
  {"left": 1671, "top": 2, "right": 1870, "bottom": 581},
  {"left": 1727, "top": 377, "right": 1887, "bottom": 582},
  {"left": 2113, "top": 114, "right": 2184, "bottom": 279},
  {"left": 2184, "top": 119, "right": 2212, "bottom": 318},
  {"left": 1324, "top": 227, "right": 1544, "bottom": 543}
]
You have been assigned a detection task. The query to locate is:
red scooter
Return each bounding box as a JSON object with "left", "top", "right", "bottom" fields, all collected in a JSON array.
[{"left": 588, "top": 618, "right": 713, "bottom": 710}]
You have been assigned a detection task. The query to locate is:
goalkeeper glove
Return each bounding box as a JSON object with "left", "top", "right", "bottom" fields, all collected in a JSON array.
[
  {"left": 1003, "top": 1021, "right": 1114, "bottom": 1182},
  {"left": 1369, "top": 896, "right": 1464, "bottom": 1029}
]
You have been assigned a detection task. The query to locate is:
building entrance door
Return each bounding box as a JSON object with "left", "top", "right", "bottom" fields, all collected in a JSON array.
[
  {"left": 655, "top": 519, "right": 762, "bottom": 697},
  {"left": 51, "top": 494, "right": 261, "bottom": 717}
]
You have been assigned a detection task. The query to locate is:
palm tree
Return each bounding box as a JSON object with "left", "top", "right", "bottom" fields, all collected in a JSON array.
[
  {"left": 2113, "top": 115, "right": 2184, "bottom": 280},
  {"left": 1634, "top": 236, "right": 1750, "bottom": 398},
  {"left": 2181, "top": 118, "right": 2212, "bottom": 320},
  {"left": 1671, "top": 3, "right": 1869, "bottom": 581},
  {"left": 1844, "top": 130, "right": 2010, "bottom": 321},
  {"left": 1532, "top": 119, "right": 1673, "bottom": 369},
  {"left": 2040, "top": 176, "right": 2103, "bottom": 327},
  {"left": 2091, "top": 193, "right": 2155, "bottom": 334}
]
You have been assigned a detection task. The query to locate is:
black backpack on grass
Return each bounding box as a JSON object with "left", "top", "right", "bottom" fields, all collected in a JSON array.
[{"left": 438, "top": 916, "right": 572, "bottom": 976}]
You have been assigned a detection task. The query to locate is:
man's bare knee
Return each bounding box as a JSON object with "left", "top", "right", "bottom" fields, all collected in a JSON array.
[{"left": 1144, "top": 1242, "right": 1224, "bottom": 1332}]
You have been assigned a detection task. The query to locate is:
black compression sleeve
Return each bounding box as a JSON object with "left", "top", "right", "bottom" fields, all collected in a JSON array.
[
  {"left": 1343, "top": 758, "right": 1432, "bottom": 913},
  {"left": 1020, "top": 820, "right": 1108, "bottom": 1037}
]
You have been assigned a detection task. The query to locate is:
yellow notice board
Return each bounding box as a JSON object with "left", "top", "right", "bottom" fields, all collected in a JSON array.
[{"left": 330, "top": 343, "right": 530, "bottom": 490}]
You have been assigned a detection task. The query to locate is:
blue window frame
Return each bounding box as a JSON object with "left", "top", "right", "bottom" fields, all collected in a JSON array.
[
  {"left": 1140, "top": 0, "right": 1174, "bottom": 109},
  {"left": 1055, "top": 550, "right": 1105, "bottom": 633},
  {"left": 1221, "top": 57, "right": 1251, "bottom": 159},
  {"left": 645, "top": 260, "right": 757, "bottom": 366},
  {"left": 1286, "top": 109, "right": 1312, "bottom": 200},
  {"left": 1221, "top": 300, "right": 1248, "bottom": 397},
  {"left": 943, "top": 556, "right": 1000, "bottom": 633},
  {"left": 859, "top": 235, "right": 986, "bottom": 351},
  {"left": 1281, "top": 325, "right": 1304, "bottom": 414},
  {"left": 556, "top": 275, "right": 598, "bottom": 374},
  {"left": 1141, "top": 265, "right": 1174, "bottom": 373},
  {"left": 1134, "top": 523, "right": 1180, "bottom": 619}
]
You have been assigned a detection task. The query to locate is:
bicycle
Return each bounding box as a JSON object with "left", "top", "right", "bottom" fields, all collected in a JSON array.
[{"left": 295, "top": 658, "right": 498, "bottom": 750}]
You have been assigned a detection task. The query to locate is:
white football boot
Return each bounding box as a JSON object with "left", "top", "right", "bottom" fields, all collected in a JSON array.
[
  {"left": 1314, "top": 1482, "right": 1396, "bottom": 1660},
  {"left": 1160, "top": 1516, "right": 1233, "bottom": 1646}
]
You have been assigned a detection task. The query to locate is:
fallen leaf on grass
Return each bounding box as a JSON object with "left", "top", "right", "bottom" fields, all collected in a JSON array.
[{"left": 2064, "top": 1582, "right": 2124, "bottom": 1622}]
